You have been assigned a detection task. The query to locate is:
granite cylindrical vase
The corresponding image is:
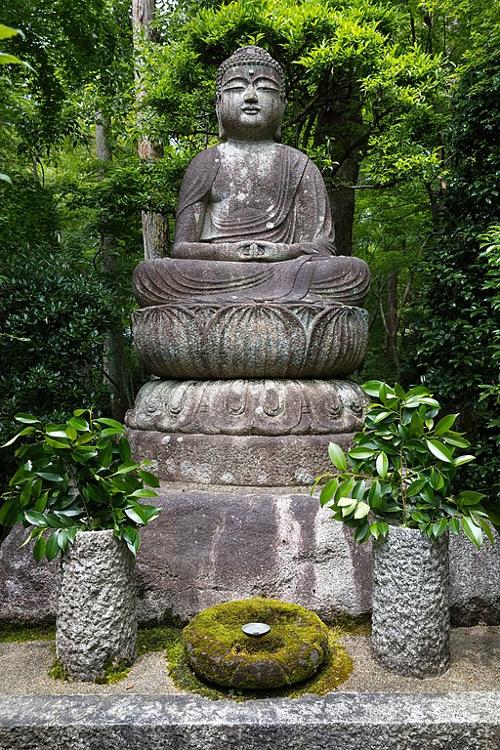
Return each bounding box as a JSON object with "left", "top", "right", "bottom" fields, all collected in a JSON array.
[
  {"left": 371, "top": 525, "right": 450, "bottom": 678},
  {"left": 56, "top": 529, "right": 137, "bottom": 681}
]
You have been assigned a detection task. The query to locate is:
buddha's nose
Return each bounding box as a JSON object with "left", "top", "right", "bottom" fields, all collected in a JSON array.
[{"left": 243, "top": 84, "right": 258, "bottom": 102}]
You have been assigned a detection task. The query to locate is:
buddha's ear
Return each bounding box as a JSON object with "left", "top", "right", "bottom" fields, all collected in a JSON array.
[
  {"left": 216, "top": 100, "right": 226, "bottom": 141},
  {"left": 275, "top": 97, "right": 287, "bottom": 142}
]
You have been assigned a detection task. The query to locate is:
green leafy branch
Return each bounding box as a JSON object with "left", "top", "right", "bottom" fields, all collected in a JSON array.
[
  {"left": 0, "top": 409, "right": 161, "bottom": 561},
  {"left": 313, "top": 381, "right": 495, "bottom": 549}
]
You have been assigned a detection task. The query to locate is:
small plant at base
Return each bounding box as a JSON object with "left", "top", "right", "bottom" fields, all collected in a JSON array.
[
  {"left": 313, "top": 381, "right": 496, "bottom": 549},
  {"left": 0, "top": 409, "right": 161, "bottom": 560}
]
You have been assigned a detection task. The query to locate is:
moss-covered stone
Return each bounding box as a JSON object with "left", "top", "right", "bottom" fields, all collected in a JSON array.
[{"left": 183, "top": 597, "right": 330, "bottom": 689}]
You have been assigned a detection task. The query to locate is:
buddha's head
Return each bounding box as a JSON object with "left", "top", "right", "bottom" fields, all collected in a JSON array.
[{"left": 216, "top": 46, "right": 286, "bottom": 142}]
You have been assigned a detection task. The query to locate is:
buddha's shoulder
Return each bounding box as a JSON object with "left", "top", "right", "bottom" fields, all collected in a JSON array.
[
  {"left": 275, "top": 144, "right": 319, "bottom": 171},
  {"left": 185, "top": 145, "right": 221, "bottom": 170}
]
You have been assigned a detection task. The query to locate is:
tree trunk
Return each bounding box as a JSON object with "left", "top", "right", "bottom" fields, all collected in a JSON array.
[
  {"left": 329, "top": 154, "right": 360, "bottom": 257},
  {"left": 313, "top": 75, "right": 367, "bottom": 256},
  {"left": 95, "top": 110, "right": 129, "bottom": 421},
  {"left": 132, "top": 0, "right": 167, "bottom": 260}
]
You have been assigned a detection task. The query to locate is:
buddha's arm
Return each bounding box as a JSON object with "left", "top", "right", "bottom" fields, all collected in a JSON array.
[
  {"left": 174, "top": 201, "right": 300, "bottom": 261},
  {"left": 173, "top": 198, "right": 248, "bottom": 260},
  {"left": 288, "top": 158, "right": 336, "bottom": 256}
]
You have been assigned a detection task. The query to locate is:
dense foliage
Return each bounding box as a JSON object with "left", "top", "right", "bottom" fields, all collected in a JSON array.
[
  {"left": 1, "top": 410, "right": 160, "bottom": 560},
  {"left": 316, "top": 381, "right": 496, "bottom": 547},
  {"left": 408, "top": 31, "right": 500, "bottom": 506}
]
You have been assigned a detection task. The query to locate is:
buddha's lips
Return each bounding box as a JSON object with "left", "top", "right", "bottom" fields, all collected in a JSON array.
[{"left": 241, "top": 106, "right": 261, "bottom": 114}]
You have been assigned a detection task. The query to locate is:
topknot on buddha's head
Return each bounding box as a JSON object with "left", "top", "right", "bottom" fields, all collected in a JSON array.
[{"left": 216, "top": 46, "right": 285, "bottom": 97}]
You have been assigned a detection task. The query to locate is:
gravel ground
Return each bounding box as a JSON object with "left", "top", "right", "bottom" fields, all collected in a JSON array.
[{"left": 0, "top": 625, "right": 498, "bottom": 696}]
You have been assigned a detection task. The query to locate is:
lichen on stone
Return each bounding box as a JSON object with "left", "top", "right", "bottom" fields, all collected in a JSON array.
[{"left": 182, "top": 597, "right": 331, "bottom": 689}]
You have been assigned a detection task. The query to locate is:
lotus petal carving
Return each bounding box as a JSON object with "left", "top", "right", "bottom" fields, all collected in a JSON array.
[
  {"left": 133, "top": 302, "right": 368, "bottom": 379},
  {"left": 126, "top": 378, "right": 368, "bottom": 436}
]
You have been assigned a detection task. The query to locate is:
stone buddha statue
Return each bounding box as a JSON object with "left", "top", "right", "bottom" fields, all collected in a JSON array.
[
  {"left": 127, "top": 45, "right": 371, "bottom": 484},
  {"left": 133, "top": 45, "right": 369, "bottom": 307}
]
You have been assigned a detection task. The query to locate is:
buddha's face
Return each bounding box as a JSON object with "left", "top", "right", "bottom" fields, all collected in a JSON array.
[{"left": 217, "top": 64, "right": 286, "bottom": 141}]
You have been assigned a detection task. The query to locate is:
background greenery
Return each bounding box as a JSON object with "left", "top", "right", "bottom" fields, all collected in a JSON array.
[{"left": 1, "top": 0, "right": 498, "bottom": 510}]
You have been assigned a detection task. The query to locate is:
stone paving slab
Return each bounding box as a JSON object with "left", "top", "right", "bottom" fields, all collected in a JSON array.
[
  {"left": 1, "top": 627, "right": 499, "bottom": 749},
  {"left": 0, "top": 692, "right": 499, "bottom": 750}
]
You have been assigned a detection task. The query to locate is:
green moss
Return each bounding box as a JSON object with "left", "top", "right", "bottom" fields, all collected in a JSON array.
[
  {"left": 164, "top": 623, "right": 353, "bottom": 701},
  {"left": 137, "top": 626, "right": 178, "bottom": 655},
  {"left": 0, "top": 624, "right": 55, "bottom": 643},
  {"left": 48, "top": 653, "right": 133, "bottom": 685},
  {"left": 48, "top": 658, "right": 68, "bottom": 681},
  {"left": 332, "top": 612, "right": 372, "bottom": 637},
  {"left": 95, "top": 660, "right": 132, "bottom": 685},
  {"left": 182, "top": 597, "right": 331, "bottom": 690}
]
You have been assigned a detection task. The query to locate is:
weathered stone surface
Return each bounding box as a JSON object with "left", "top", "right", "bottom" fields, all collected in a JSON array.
[
  {"left": 56, "top": 530, "right": 137, "bottom": 681},
  {"left": 372, "top": 526, "right": 450, "bottom": 678},
  {"left": 132, "top": 303, "right": 368, "bottom": 379},
  {"left": 127, "top": 430, "right": 356, "bottom": 486},
  {"left": 183, "top": 597, "right": 329, "bottom": 689},
  {"left": 449, "top": 528, "right": 500, "bottom": 625},
  {"left": 133, "top": 255, "right": 371, "bottom": 306},
  {"left": 1, "top": 490, "right": 498, "bottom": 628},
  {"left": 0, "top": 693, "right": 499, "bottom": 750},
  {"left": 126, "top": 379, "right": 368, "bottom": 435}
]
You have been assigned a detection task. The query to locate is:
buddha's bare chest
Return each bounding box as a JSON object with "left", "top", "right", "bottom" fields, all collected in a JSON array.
[{"left": 209, "top": 149, "right": 279, "bottom": 211}]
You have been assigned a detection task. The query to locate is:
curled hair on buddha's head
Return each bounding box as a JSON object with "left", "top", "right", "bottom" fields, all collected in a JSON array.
[{"left": 216, "top": 45, "right": 286, "bottom": 98}]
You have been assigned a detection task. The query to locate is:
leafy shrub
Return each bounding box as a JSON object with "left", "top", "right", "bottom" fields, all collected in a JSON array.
[
  {"left": 0, "top": 409, "right": 160, "bottom": 560},
  {"left": 315, "top": 382, "right": 497, "bottom": 549},
  {"left": 0, "top": 252, "right": 121, "bottom": 486}
]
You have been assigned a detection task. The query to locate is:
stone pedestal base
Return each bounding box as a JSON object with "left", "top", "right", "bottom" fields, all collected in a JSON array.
[
  {"left": 126, "top": 378, "right": 368, "bottom": 485},
  {"left": 136, "top": 487, "right": 373, "bottom": 624},
  {"left": 128, "top": 430, "right": 354, "bottom": 486},
  {"left": 0, "top": 490, "right": 499, "bottom": 626}
]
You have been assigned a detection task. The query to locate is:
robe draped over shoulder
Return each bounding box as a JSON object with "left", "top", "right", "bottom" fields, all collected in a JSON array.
[{"left": 174, "top": 144, "right": 335, "bottom": 255}]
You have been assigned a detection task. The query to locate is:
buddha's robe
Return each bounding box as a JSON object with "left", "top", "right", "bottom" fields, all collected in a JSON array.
[{"left": 133, "top": 144, "right": 370, "bottom": 306}]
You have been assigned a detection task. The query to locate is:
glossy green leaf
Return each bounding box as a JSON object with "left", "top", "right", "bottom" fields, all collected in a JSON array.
[
  {"left": 24, "top": 510, "right": 47, "bottom": 527},
  {"left": 354, "top": 501, "right": 370, "bottom": 519},
  {"left": 14, "top": 414, "right": 40, "bottom": 425},
  {"left": 1, "top": 426, "right": 36, "bottom": 447},
  {"left": 362, "top": 381, "right": 383, "bottom": 397},
  {"left": 453, "top": 454, "right": 476, "bottom": 466},
  {"left": 45, "top": 533, "right": 60, "bottom": 561},
  {"left": 113, "top": 461, "right": 140, "bottom": 475},
  {"left": 124, "top": 505, "right": 147, "bottom": 525},
  {"left": 457, "top": 490, "right": 485, "bottom": 506},
  {"left": 434, "top": 414, "right": 459, "bottom": 435},
  {"left": 426, "top": 439, "right": 453, "bottom": 463},
  {"left": 406, "top": 478, "right": 427, "bottom": 497},
  {"left": 376, "top": 452, "right": 388, "bottom": 478},
  {"left": 320, "top": 478, "right": 339, "bottom": 506},
  {"left": 349, "top": 447, "right": 375, "bottom": 460},
  {"left": 33, "top": 535, "right": 46, "bottom": 562},
  {"left": 328, "top": 442, "right": 347, "bottom": 471},
  {"left": 137, "top": 469, "right": 160, "bottom": 488},
  {"left": 461, "top": 517, "right": 483, "bottom": 548}
]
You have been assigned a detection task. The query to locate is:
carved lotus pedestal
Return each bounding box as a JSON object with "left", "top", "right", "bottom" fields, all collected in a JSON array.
[
  {"left": 127, "top": 377, "right": 367, "bottom": 486},
  {"left": 127, "top": 299, "right": 370, "bottom": 618},
  {"left": 133, "top": 302, "right": 368, "bottom": 380},
  {"left": 129, "top": 299, "right": 368, "bottom": 485}
]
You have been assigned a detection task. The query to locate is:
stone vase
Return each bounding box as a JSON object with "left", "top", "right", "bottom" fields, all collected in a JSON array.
[
  {"left": 371, "top": 525, "right": 450, "bottom": 678},
  {"left": 56, "top": 529, "right": 137, "bottom": 682}
]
